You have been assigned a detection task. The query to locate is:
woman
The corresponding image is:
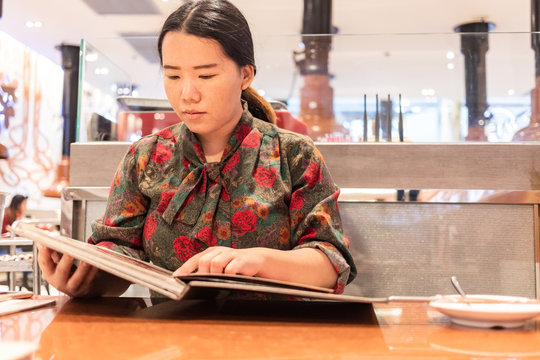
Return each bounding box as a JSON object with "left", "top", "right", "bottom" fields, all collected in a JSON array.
[
  {"left": 2, "top": 194, "right": 28, "bottom": 234},
  {"left": 38, "top": 0, "right": 356, "bottom": 297}
]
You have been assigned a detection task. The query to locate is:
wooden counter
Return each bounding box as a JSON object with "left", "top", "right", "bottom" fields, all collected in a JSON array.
[{"left": 1, "top": 296, "right": 539, "bottom": 359}]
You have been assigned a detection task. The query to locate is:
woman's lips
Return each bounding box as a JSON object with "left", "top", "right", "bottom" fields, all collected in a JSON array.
[{"left": 183, "top": 111, "right": 206, "bottom": 121}]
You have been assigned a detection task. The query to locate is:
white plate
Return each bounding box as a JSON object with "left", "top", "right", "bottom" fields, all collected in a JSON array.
[{"left": 429, "top": 295, "right": 540, "bottom": 328}]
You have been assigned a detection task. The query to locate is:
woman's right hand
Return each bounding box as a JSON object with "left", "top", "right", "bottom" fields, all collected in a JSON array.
[{"left": 37, "top": 244, "right": 100, "bottom": 297}]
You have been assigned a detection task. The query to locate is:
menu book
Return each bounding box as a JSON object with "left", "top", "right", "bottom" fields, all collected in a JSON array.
[{"left": 13, "top": 223, "right": 388, "bottom": 303}]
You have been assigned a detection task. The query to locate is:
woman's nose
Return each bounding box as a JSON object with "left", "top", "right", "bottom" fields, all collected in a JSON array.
[{"left": 181, "top": 80, "right": 201, "bottom": 103}]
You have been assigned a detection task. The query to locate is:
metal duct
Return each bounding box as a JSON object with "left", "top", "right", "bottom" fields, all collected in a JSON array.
[{"left": 454, "top": 21, "right": 495, "bottom": 141}]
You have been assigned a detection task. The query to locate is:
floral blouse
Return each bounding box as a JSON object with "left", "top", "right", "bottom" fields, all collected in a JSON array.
[{"left": 90, "top": 103, "right": 357, "bottom": 293}]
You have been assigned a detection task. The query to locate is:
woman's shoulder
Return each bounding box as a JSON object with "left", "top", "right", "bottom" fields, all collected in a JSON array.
[
  {"left": 128, "top": 122, "right": 183, "bottom": 155},
  {"left": 252, "top": 116, "right": 314, "bottom": 147}
]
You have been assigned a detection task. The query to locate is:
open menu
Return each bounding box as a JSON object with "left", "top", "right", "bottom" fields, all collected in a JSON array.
[{"left": 12, "top": 223, "right": 390, "bottom": 303}]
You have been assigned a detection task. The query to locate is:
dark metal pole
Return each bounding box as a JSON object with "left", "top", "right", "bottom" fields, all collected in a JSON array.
[
  {"left": 363, "top": 94, "right": 367, "bottom": 142},
  {"left": 298, "top": 0, "right": 332, "bottom": 76},
  {"left": 57, "top": 44, "right": 80, "bottom": 156},
  {"left": 454, "top": 21, "right": 494, "bottom": 140},
  {"left": 532, "top": 0, "right": 540, "bottom": 75}
]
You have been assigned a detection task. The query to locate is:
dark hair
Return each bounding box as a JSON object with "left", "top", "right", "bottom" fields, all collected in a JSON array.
[
  {"left": 157, "top": 0, "right": 276, "bottom": 124},
  {"left": 6, "top": 194, "right": 27, "bottom": 223},
  {"left": 9, "top": 194, "right": 27, "bottom": 212}
]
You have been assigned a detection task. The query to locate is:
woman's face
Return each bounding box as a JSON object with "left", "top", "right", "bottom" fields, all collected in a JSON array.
[{"left": 161, "top": 31, "right": 254, "bottom": 139}]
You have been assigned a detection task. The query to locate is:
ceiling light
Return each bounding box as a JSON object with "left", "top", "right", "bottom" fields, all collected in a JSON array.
[
  {"left": 507, "top": 89, "right": 515, "bottom": 96},
  {"left": 447, "top": 63, "right": 455, "bottom": 70},
  {"left": 25, "top": 21, "right": 42, "bottom": 28},
  {"left": 94, "top": 67, "right": 109, "bottom": 75},
  {"left": 257, "top": 89, "right": 266, "bottom": 97},
  {"left": 421, "top": 88, "right": 435, "bottom": 96},
  {"left": 85, "top": 53, "right": 99, "bottom": 62},
  {"left": 446, "top": 51, "right": 455, "bottom": 59}
]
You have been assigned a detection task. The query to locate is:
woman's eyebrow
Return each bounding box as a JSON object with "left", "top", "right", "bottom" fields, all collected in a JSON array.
[{"left": 163, "top": 63, "right": 218, "bottom": 70}]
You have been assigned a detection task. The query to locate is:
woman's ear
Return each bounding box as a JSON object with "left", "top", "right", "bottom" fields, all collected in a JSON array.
[{"left": 240, "top": 65, "right": 255, "bottom": 91}]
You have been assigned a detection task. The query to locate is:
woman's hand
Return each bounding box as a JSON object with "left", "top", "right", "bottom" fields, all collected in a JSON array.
[
  {"left": 173, "top": 246, "right": 266, "bottom": 276},
  {"left": 37, "top": 244, "right": 99, "bottom": 297},
  {"left": 172, "top": 246, "right": 338, "bottom": 290}
]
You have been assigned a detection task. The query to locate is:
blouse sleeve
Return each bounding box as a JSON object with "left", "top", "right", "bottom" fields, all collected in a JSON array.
[
  {"left": 286, "top": 135, "right": 357, "bottom": 293},
  {"left": 88, "top": 141, "right": 150, "bottom": 261}
]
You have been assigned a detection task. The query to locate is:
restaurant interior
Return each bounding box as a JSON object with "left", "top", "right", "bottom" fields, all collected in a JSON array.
[{"left": 1, "top": 0, "right": 540, "bottom": 358}]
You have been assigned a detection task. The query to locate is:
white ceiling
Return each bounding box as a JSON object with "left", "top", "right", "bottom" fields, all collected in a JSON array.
[{"left": 0, "top": 0, "right": 534, "bottom": 100}]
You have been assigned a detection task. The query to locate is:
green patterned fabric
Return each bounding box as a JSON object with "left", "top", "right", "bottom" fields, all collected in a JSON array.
[{"left": 90, "top": 103, "right": 356, "bottom": 293}]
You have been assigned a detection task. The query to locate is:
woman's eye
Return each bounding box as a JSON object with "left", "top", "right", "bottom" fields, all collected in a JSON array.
[
  {"left": 166, "top": 75, "right": 180, "bottom": 80},
  {"left": 200, "top": 75, "right": 216, "bottom": 79}
]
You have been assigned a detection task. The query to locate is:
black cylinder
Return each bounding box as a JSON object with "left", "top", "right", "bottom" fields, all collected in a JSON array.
[
  {"left": 298, "top": 0, "right": 332, "bottom": 75},
  {"left": 302, "top": 0, "right": 332, "bottom": 34},
  {"left": 532, "top": 0, "right": 540, "bottom": 76},
  {"left": 454, "top": 22, "right": 494, "bottom": 128},
  {"left": 57, "top": 44, "right": 80, "bottom": 156}
]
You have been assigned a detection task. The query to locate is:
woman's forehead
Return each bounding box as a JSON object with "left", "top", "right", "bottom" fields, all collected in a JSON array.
[{"left": 162, "top": 31, "right": 229, "bottom": 67}]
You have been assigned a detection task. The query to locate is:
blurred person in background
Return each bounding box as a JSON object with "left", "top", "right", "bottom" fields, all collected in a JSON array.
[{"left": 2, "top": 194, "right": 28, "bottom": 234}]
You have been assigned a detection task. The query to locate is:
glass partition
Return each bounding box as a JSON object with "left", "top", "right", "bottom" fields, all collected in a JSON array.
[{"left": 78, "top": 31, "right": 537, "bottom": 143}]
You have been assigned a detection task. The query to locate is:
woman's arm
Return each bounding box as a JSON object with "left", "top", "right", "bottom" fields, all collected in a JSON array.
[{"left": 173, "top": 246, "right": 338, "bottom": 289}]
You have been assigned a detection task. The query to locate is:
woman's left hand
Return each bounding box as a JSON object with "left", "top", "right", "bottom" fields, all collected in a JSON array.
[{"left": 173, "top": 246, "right": 266, "bottom": 276}]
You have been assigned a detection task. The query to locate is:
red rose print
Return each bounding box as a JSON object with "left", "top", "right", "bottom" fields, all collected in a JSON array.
[
  {"left": 254, "top": 167, "right": 277, "bottom": 188},
  {"left": 303, "top": 163, "right": 321, "bottom": 188},
  {"left": 130, "top": 236, "right": 142, "bottom": 247},
  {"left": 183, "top": 157, "right": 190, "bottom": 170},
  {"left": 193, "top": 143, "right": 205, "bottom": 159},
  {"left": 236, "top": 125, "right": 251, "bottom": 142},
  {"left": 298, "top": 227, "right": 317, "bottom": 244},
  {"left": 197, "top": 226, "right": 217, "bottom": 247},
  {"left": 182, "top": 192, "right": 195, "bottom": 206},
  {"left": 156, "top": 127, "right": 174, "bottom": 139},
  {"left": 222, "top": 152, "right": 240, "bottom": 172},
  {"left": 290, "top": 190, "right": 305, "bottom": 210},
  {"left": 231, "top": 210, "right": 258, "bottom": 236},
  {"left": 334, "top": 281, "right": 345, "bottom": 294},
  {"left": 143, "top": 214, "right": 157, "bottom": 241},
  {"left": 174, "top": 236, "right": 202, "bottom": 261},
  {"left": 221, "top": 186, "right": 230, "bottom": 201},
  {"left": 151, "top": 143, "right": 172, "bottom": 164},
  {"left": 156, "top": 191, "right": 175, "bottom": 214},
  {"left": 129, "top": 145, "right": 135, "bottom": 156},
  {"left": 241, "top": 132, "right": 261, "bottom": 148},
  {"left": 104, "top": 217, "right": 115, "bottom": 226}
]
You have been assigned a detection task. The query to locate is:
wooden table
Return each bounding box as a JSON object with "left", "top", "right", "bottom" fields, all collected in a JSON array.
[{"left": 1, "top": 296, "right": 539, "bottom": 359}]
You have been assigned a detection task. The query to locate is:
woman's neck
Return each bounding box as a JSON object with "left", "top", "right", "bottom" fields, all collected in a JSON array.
[{"left": 198, "top": 105, "right": 243, "bottom": 163}]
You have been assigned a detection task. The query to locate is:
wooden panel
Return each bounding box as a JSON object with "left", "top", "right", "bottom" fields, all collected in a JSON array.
[
  {"left": 70, "top": 142, "right": 131, "bottom": 186},
  {"left": 318, "top": 143, "right": 540, "bottom": 190},
  {"left": 70, "top": 142, "right": 540, "bottom": 190}
]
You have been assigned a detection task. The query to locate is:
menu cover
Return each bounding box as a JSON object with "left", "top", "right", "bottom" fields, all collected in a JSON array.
[{"left": 12, "top": 223, "right": 388, "bottom": 303}]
